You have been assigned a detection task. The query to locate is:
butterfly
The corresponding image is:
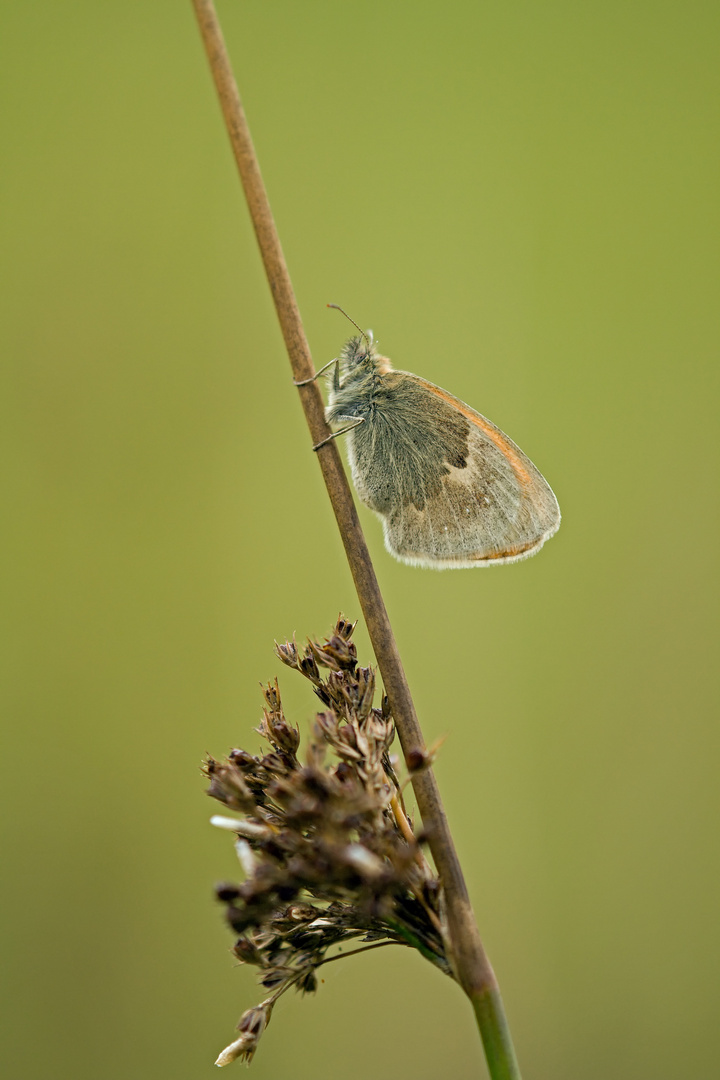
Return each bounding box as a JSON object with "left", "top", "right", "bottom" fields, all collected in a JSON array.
[{"left": 303, "top": 307, "right": 560, "bottom": 568}]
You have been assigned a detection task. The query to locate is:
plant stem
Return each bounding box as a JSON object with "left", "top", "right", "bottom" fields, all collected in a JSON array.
[
  {"left": 472, "top": 988, "right": 523, "bottom": 1080},
  {"left": 317, "top": 941, "right": 401, "bottom": 966},
  {"left": 190, "top": 3, "right": 522, "bottom": 1076}
]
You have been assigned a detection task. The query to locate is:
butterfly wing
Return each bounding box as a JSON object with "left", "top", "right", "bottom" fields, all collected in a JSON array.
[{"left": 347, "top": 372, "right": 560, "bottom": 568}]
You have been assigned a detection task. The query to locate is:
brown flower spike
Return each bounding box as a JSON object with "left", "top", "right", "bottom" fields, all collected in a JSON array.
[{"left": 206, "top": 618, "right": 451, "bottom": 1066}]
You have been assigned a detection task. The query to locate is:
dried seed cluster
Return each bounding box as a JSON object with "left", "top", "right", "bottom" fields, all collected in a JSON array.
[{"left": 205, "top": 617, "right": 450, "bottom": 1066}]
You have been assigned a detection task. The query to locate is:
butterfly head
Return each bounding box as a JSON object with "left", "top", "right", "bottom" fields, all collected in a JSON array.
[{"left": 338, "top": 331, "right": 393, "bottom": 385}]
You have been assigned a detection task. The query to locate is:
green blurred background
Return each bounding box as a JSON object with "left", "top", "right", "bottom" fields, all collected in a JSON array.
[{"left": 2, "top": 1, "right": 718, "bottom": 1077}]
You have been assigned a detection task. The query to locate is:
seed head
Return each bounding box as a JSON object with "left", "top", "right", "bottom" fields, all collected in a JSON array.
[{"left": 206, "top": 617, "right": 450, "bottom": 1066}]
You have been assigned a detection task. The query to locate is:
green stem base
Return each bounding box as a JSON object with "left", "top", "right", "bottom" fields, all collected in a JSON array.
[{"left": 471, "top": 986, "right": 523, "bottom": 1080}]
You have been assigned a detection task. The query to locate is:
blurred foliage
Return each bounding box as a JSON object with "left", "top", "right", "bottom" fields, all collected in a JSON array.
[{"left": 1, "top": 2, "right": 718, "bottom": 1078}]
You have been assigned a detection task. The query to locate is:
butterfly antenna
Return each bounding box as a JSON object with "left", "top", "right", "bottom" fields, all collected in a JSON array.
[{"left": 327, "top": 303, "right": 371, "bottom": 349}]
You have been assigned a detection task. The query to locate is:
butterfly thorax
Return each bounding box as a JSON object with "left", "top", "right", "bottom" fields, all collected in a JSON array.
[
  {"left": 326, "top": 354, "right": 473, "bottom": 515},
  {"left": 326, "top": 334, "right": 393, "bottom": 423}
]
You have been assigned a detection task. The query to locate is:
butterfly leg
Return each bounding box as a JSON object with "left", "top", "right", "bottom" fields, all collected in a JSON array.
[
  {"left": 294, "top": 358, "right": 339, "bottom": 386},
  {"left": 312, "top": 416, "right": 365, "bottom": 451}
]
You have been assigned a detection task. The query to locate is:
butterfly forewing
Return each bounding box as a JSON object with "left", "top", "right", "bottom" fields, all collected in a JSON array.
[{"left": 346, "top": 372, "right": 560, "bottom": 568}]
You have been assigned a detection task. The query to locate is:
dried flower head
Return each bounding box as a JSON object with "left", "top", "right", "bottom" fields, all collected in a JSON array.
[{"left": 205, "top": 617, "right": 451, "bottom": 1066}]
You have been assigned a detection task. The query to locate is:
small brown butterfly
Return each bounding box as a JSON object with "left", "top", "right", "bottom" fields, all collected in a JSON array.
[{"left": 304, "top": 306, "right": 560, "bottom": 568}]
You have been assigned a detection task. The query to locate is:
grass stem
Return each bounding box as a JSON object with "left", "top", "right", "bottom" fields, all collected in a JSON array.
[{"left": 191, "top": 4, "right": 522, "bottom": 1075}]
